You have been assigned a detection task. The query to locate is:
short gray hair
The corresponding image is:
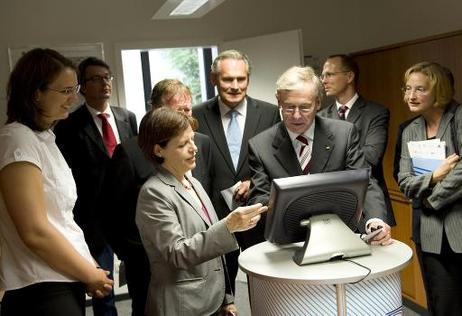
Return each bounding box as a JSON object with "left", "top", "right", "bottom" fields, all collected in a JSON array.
[
  {"left": 276, "top": 66, "right": 323, "bottom": 101},
  {"left": 211, "top": 49, "right": 251, "bottom": 75}
]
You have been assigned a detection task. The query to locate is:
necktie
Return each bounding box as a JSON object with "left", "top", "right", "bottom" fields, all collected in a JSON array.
[
  {"left": 296, "top": 135, "right": 311, "bottom": 174},
  {"left": 98, "top": 113, "right": 117, "bottom": 157},
  {"left": 226, "top": 110, "right": 241, "bottom": 170},
  {"left": 338, "top": 105, "right": 348, "bottom": 120}
]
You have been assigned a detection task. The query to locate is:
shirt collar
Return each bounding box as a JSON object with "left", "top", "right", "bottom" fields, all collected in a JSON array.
[
  {"left": 286, "top": 120, "right": 316, "bottom": 144},
  {"left": 37, "top": 128, "right": 56, "bottom": 142},
  {"left": 218, "top": 97, "right": 247, "bottom": 118},
  {"left": 336, "top": 93, "right": 359, "bottom": 111},
  {"left": 85, "top": 103, "right": 112, "bottom": 118}
]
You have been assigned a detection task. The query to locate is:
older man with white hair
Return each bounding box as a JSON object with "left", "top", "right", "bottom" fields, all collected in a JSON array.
[{"left": 245, "top": 66, "right": 392, "bottom": 248}]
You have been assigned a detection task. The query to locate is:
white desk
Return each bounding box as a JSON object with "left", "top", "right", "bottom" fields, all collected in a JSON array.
[{"left": 239, "top": 240, "right": 412, "bottom": 316}]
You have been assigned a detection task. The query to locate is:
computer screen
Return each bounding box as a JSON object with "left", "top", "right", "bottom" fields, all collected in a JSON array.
[{"left": 264, "top": 168, "right": 371, "bottom": 265}]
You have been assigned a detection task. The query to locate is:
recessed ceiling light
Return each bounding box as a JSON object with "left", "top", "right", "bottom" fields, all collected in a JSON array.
[
  {"left": 170, "top": 0, "right": 209, "bottom": 16},
  {"left": 152, "top": 0, "right": 226, "bottom": 20}
]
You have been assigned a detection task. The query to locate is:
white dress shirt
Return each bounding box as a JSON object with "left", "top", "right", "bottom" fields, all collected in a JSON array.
[{"left": 85, "top": 103, "right": 121, "bottom": 144}]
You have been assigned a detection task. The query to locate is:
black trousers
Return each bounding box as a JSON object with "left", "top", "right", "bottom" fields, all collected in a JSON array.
[
  {"left": 1, "top": 282, "right": 85, "bottom": 316},
  {"left": 224, "top": 249, "right": 239, "bottom": 294},
  {"left": 124, "top": 248, "right": 151, "bottom": 316},
  {"left": 420, "top": 233, "right": 462, "bottom": 316}
]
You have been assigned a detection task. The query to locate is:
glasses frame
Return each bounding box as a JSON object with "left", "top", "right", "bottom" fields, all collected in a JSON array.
[
  {"left": 85, "top": 75, "right": 114, "bottom": 84},
  {"left": 47, "top": 84, "right": 81, "bottom": 96},
  {"left": 401, "top": 86, "right": 429, "bottom": 96},
  {"left": 281, "top": 105, "right": 316, "bottom": 115}
]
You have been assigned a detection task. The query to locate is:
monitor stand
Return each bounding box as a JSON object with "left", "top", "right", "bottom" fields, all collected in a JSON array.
[{"left": 293, "top": 213, "right": 371, "bottom": 266}]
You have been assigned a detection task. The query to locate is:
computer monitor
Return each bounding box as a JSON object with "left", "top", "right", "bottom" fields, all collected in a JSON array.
[{"left": 264, "top": 168, "right": 371, "bottom": 265}]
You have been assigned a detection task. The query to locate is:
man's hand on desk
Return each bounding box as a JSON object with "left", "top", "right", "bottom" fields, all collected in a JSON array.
[{"left": 367, "top": 220, "right": 392, "bottom": 246}]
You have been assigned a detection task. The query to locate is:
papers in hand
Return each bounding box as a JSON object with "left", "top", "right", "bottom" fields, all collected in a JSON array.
[
  {"left": 221, "top": 181, "right": 242, "bottom": 210},
  {"left": 407, "top": 139, "right": 445, "bottom": 175}
]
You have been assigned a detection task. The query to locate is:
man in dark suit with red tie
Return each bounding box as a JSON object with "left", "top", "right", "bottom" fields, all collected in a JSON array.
[
  {"left": 318, "top": 54, "right": 395, "bottom": 226},
  {"left": 55, "top": 57, "right": 137, "bottom": 316},
  {"left": 246, "top": 66, "right": 392, "bottom": 248}
]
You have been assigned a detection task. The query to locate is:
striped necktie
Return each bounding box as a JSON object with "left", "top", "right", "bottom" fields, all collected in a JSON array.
[
  {"left": 296, "top": 135, "right": 311, "bottom": 173},
  {"left": 338, "top": 105, "right": 348, "bottom": 120}
]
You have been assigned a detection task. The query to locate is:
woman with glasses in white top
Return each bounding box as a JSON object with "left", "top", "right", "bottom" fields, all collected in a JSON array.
[{"left": 0, "top": 48, "right": 113, "bottom": 316}]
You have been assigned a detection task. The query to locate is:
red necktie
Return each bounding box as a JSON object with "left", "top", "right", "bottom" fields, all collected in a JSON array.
[
  {"left": 338, "top": 105, "right": 348, "bottom": 120},
  {"left": 98, "top": 113, "right": 117, "bottom": 157}
]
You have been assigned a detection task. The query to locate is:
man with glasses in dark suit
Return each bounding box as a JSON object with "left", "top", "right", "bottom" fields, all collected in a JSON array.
[
  {"left": 319, "top": 54, "right": 395, "bottom": 226},
  {"left": 55, "top": 57, "right": 138, "bottom": 316}
]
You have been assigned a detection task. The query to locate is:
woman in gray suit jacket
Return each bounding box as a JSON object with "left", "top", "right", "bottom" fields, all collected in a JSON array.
[
  {"left": 398, "top": 62, "right": 462, "bottom": 316},
  {"left": 135, "top": 108, "right": 266, "bottom": 316}
]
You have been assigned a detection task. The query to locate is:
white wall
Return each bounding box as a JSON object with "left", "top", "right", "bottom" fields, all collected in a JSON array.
[{"left": 1, "top": 0, "right": 462, "bottom": 124}]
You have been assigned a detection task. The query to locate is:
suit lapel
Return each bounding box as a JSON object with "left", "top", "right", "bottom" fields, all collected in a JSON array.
[
  {"left": 324, "top": 103, "right": 339, "bottom": 119},
  {"left": 189, "top": 176, "right": 218, "bottom": 224},
  {"left": 157, "top": 168, "right": 212, "bottom": 226},
  {"left": 78, "top": 106, "right": 108, "bottom": 155},
  {"left": 237, "top": 97, "right": 261, "bottom": 173},
  {"left": 191, "top": 134, "right": 205, "bottom": 179},
  {"left": 112, "top": 107, "right": 131, "bottom": 143},
  {"left": 273, "top": 124, "right": 303, "bottom": 176},
  {"left": 203, "top": 98, "right": 235, "bottom": 172},
  {"left": 310, "top": 117, "right": 335, "bottom": 173},
  {"left": 437, "top": 102, "right": 457, "bottom": 140},
  {"left": 346, "top": 97, "right": 365, "bottom": 125}
]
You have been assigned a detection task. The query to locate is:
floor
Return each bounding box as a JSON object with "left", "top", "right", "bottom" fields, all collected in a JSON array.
[{"left": 86, "top": 269, "right": 424, "bottom": 316}]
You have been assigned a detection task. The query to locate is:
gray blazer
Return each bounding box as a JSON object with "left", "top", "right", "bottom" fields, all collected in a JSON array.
[
  {"left": 398, "top": 102, "right": 462, "bottom": 254},
  {"left": 319, "top": 96, "right": 395, "bottom": 225},
  {"left": 245, "top": 116, "right": 387, "bottom": 247},
  {"left": 136, "top": 167, "right": 238, "bottom": 316}
]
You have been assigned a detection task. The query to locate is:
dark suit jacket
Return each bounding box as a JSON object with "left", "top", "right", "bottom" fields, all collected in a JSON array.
[
  {"left": 246, "top": 117, "right": 387, "bottom": 247},
  {"left": 193, "top": 96, "right": 280, "bottom": 219},
  {"left": 319, "top": 96, "right": 395, "bottom": 225},
  {"left": 54, "top": 104, "right": 138, "bottom": 255},
  {"left": 100, "top": 133, "right": 213, "bottom": 260},
  {"left": 135, "top": 167, "right": 238, "bottom": 316}
]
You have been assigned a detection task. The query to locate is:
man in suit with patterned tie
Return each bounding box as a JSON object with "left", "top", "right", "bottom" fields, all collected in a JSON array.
[
  {"left": 193, "top": 50, "right": 280, "bottom": 291},
  {"left": 55, "top": 57, "right": 138, "bottom": 316},
  {"left": 246, "top": 66, "right": 392, "bottom": 248},
  {"left": 319, "top": 54, "right": 395, "bottom": 226}
]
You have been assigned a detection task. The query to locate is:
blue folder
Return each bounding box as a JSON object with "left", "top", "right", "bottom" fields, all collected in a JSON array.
[{"left": 412, "top": 158, "right": 443, "bottom": 175}]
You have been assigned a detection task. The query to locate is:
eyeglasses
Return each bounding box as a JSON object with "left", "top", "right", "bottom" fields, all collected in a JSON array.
[
  {"left": 402, "top": 86, "right": 429, "bottom": 96},
  {"left": 281, "top": 105, "right": 316, "bottom": 115},
  {"left": 47, "top": 84, "right": 81, "bottom": 96},
  {"left": 85, "top": 75, "right": 114, "bottom": 83},
  {"left": 319, "top": 71, "right": 350, "bottom": 80}
]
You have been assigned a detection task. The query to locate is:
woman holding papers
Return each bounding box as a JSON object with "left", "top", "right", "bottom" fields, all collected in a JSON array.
[
  {"left": 398, "top": 61, "right": 462, "bottom": 316},
  {"left": 135, "top": 107, "right": 266, "bottom": 316}
]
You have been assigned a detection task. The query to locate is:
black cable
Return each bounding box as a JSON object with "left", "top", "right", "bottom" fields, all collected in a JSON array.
[{"left": 342, "top": 258, "right": 371, "bottom": 284}]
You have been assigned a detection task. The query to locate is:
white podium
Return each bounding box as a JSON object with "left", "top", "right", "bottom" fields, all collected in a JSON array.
[{"left": 239, "top": 240, "right": 412, "bottom": 316}]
